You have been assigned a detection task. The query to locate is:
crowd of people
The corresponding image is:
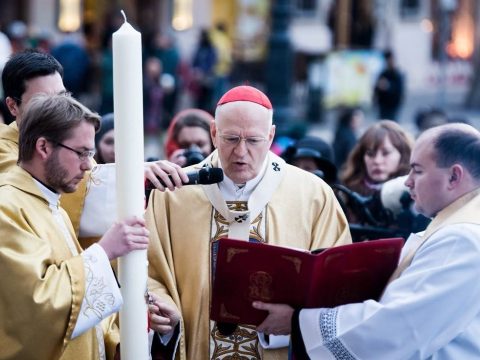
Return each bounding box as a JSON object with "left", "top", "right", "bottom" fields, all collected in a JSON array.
[
  {"left": 0, "top": 19, "right": 233, "bottom": 134},
  {"left": 0, "top": 38, "right": 480, "bottom": 360}
]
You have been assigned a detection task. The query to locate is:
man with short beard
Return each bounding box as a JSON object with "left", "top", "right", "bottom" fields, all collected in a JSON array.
[{"left": 0, "top": 93, "right": 150, "bottom": 360}]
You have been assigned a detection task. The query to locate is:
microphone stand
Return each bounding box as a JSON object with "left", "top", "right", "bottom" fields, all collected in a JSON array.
[
  {"left": 332, "top": 184, "right": 386, "bottom": 227},
  {"left": 332, "top": 183, "right": 398, "bottom": 242}
]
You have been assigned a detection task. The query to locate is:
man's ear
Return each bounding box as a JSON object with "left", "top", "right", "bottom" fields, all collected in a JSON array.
[
  {"left": 5, "top": 97, "right": 19, "bottom": 118},
  {"left": 35, "top": 137, "right": 51, "bottom": 160},
  {"left": 210, "top": 122, "right": 218, "bottom": 148},
  {"left": 269, "top": 124, "right": 276, "bottom": 142},
  {"left": 448, "top": 165, "right": 463, "bottom": 188}
]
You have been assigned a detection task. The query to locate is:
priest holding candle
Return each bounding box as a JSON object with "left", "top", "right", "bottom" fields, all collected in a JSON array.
[
  {"left": 0, "top": 13, "right": 189, "bottom": 360},
  {"left": 0, "top": 93, "right": 151, "bottom": 360}
]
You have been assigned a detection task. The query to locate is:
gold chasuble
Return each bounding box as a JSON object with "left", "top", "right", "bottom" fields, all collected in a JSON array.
[
  {"left": 0, "top": 122, "right": 91, "bottom": 246},
  {"left": 0, "top": 123, "right": 18, "bottom": 173},
  {"left": 146, "top": 150, "right": 351, "bottom": 360},
  {"left": 0, "top": 166, "right": 118, "bottom": 360}
]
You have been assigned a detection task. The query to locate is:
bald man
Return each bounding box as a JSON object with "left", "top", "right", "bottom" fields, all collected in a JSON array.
[
  {"left": 146, "top": 86, "right": 351, "bottom": 359},
  {"left": 258, "top": 123, "right": 480, "bottom": 359}
]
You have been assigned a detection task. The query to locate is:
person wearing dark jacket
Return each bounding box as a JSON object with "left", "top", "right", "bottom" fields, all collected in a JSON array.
[{"left": 373, "top": 50, "right": 404, "bottom": 121}]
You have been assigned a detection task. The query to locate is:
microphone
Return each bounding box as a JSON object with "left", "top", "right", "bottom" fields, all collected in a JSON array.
[
  {"left": 332, "top": 184, "right": 373, "bottom": 205},
  {"left": 380, "top": 175, "right": 409, "bottom": 216},
  {"left": 333, "top": 176, "right": 412, "bottom": 227},
  {"left": 146, "top": 167, "right": 224, "bottom": 189},
  {"left": 334, "top": 178, "right": 410, "bottom": 212},
  {"left": 332, "top": 183, "right": 388, "bottom": 227}
]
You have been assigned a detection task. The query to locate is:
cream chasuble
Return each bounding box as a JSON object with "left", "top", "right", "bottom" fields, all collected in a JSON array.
[
  {"left": 0, "top": 166, "right": 121, "bottom": 360},
  {"left": 206, "top": 155, "right": 282, "bottom": 359},
  {"left": 146, "top": 150, "right": 351, "bottom": 360}
]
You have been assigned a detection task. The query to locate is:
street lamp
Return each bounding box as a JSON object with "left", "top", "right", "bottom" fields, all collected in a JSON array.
[
  {"left": 438, "top": 0, "right": 457, "bottom": 106},
  {"left": 266, "top": 0, "right": 293, "bottom": 134},
  {"left": 58, "top": 0, "right": 82, "bottom": 32}
]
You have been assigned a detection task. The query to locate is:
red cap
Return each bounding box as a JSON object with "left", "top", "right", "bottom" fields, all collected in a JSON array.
[{"left": 217, "top": 85, "right": 272, "bottom": 109}]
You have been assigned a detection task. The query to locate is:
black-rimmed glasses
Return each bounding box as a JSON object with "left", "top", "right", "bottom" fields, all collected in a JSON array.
[{"left": 54, "top": 142, "right": 96, "bottom": 161}]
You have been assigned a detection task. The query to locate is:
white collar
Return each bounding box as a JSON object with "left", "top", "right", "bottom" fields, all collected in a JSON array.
[
  {"left": 218, "top": 156, "right": 268, "bottom": 201},
  {"left": 34, "top": 178, "right": 61, "bottom": 208},
  {"left": 202, "top": 151, "right": 286, "bottom": 240}
]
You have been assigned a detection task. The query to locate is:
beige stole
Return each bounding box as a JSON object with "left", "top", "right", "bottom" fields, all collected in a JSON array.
[
  {"left": 387, "top": 188, "right": 480, "bottom": 284},
  {"left": 201, "top": 151, "right": 286, "bottom": 360}
]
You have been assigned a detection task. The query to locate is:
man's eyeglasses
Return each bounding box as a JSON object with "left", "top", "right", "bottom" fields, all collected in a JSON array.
[
  {"left": 219, "top": 134, "right": 268, "bottom": 147},
  {"left": 54, "top": 142, "right": 96, "bottom": 161}
]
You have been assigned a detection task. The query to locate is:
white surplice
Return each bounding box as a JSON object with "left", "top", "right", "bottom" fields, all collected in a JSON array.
[{"left": 297, "top": 189, "right": 480, "bottom": 360}]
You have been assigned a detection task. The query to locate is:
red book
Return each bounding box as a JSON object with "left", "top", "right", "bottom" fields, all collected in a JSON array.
[{"left": 211, "top": 237, "right": 404, "bottom": 326}]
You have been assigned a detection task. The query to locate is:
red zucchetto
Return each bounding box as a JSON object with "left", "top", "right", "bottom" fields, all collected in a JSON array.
[{"left": 217, "top": 85, "right": 273, "bottom": 109}]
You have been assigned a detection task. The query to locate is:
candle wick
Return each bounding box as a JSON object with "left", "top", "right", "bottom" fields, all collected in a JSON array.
[{"left": 121, "top": 10, "right": 127, "bottom": 23}]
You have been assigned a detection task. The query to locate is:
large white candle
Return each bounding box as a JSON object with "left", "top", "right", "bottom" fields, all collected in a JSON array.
[{"left": 112, "top": 11, "right": 149, "bottom": 359}]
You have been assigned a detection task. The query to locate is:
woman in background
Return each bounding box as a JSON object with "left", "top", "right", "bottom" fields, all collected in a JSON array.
[
  {"left": 164, "top": 108, "right": 214, "bottom": 167},
  {"left": 339, "top": 120, "right": 413, "bottom": 225},
  {"left": 94, "top": 112, "right": 115, "bottom": 164}
]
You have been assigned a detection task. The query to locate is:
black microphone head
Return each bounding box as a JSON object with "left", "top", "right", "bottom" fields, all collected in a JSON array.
[{"left": 197, "top": 167, "right": 224, "bottom": 184}]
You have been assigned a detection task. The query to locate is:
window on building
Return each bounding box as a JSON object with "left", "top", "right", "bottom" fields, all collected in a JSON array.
[
  {"left": 400, "top": 0, "right": 421, "bottom": 20},
  {"left": 172, "top": 0, "right": 193, "bottom": 31},
  {"left": 295, "top": 0, "right": 316, "bottom": 14},
  {"left": 58, "top": 0, "right": 82, "bottom": 32},
  {"left": 431, "top": 0, "right": 474, "bottom": 60}
]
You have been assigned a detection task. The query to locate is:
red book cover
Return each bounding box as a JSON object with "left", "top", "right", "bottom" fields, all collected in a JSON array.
[{"left": 211, "top": 238, "right": 404, "bottom": 326}]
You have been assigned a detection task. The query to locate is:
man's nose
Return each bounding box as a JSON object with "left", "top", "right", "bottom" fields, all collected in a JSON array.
[
  {"left": 233, "top": 140, "right": 248, "bottom": 155},
  {"left": 82, "top": 158, "right": 94, "bottom": 171},
  {"left": 404, "top": 172, "right": 413, "bottom": 188}
]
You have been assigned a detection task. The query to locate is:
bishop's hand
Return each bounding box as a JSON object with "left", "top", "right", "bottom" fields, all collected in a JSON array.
[
  {"left": 148, "top": 292, "right": 181, "bottom": 336},
  {"left": 253, "top": 301, "right": 294, "bottom": 336}
]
